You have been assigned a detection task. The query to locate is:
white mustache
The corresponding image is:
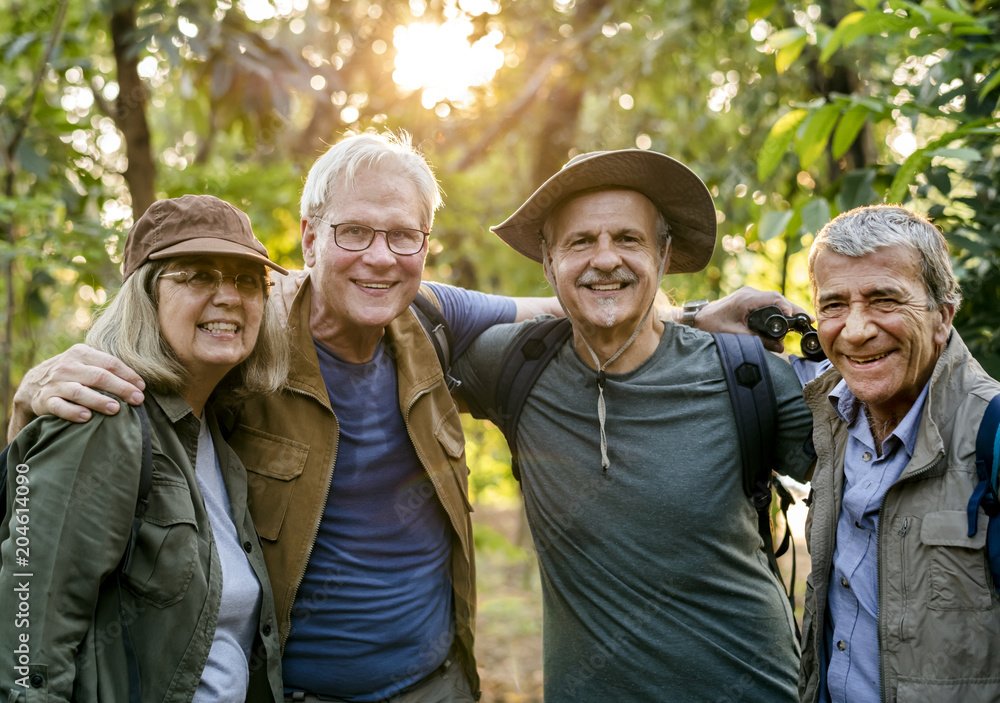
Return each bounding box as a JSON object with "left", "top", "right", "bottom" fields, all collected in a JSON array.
[{"left": 576, "top": 268, "right": 638, "bottom": 286}]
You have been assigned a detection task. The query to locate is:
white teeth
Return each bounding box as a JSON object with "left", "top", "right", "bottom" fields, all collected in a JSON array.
[
  {"left": 589, "top": 283, "right": 623, "bottom": 291},
  {"left": 201, "top": 322, "right": 238, "bottom": 334},
  {"left": 360, "top": 283, "right": 391, "bottom": 289},
  {"left": 850, "top": 352, "right": 889, "bottom": 364}
]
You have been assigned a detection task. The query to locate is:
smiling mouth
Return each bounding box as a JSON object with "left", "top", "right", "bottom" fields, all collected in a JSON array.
[
  {"left": 357, "top": 282, "right": 392, "bottom": 290},
  {"left": 200, "top": 322, "right": 239, "bottom": 334},
  {"left": 848, "top": 351, "right": 892, "bottom": 364}
]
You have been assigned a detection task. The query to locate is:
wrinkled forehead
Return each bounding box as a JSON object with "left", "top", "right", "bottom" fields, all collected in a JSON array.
[{"left": 545, "top": 188, "right": 660, "bottom": 237}]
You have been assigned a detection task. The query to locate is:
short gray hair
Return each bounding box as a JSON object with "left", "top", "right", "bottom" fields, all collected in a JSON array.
[
  {"left": 300, "top": 130, "right": 443, "bottom": 230},
  {"left": 86, "top": 260, "right": 289, "bottom": 405},
  {"left": 808, "top": 204, "right": 962, "bottom": 311}
]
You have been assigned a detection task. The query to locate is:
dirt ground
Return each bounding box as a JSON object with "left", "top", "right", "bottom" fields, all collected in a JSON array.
[
  {"left": 470, "top": 496, "right": 812, "bottom": 703},
  {"left": 471, "top": 503, "right": 544, "bottom": 702}
]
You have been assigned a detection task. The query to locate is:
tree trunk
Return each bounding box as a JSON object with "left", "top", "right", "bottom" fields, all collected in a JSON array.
[
  {"left": 110, "top": 3, "right": 156, "bottom": 217},
  {"left": 529, "top": 0, "right": 607, "bottom": 187}
]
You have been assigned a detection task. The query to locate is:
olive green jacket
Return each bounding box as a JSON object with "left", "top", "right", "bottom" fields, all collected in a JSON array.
[
  {"left": 227, "top": 271, "right": 480, "bottom": 695},
  {"left": 0, "top": 392, "right": 283, "bottom": 702},
  {"left": 799, "top": 332, "right": 1000, "bottom": 703}
]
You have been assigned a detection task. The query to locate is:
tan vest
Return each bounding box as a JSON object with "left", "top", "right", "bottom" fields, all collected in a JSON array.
[{"left": 227, "top": 272, "right": 479, "bottom": 693}]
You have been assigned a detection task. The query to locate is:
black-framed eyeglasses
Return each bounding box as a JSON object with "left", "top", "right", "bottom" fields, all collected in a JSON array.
[
  {"left": 314, "top": 217, "right": 428, "bottom": 256},
  {"left": 159, "top": 269, "right": 271, "bottom": 298}
]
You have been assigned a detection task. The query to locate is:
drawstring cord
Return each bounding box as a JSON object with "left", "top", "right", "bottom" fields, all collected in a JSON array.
[{"left": 542, "top": 239, "right": 669, "bottom": 474}]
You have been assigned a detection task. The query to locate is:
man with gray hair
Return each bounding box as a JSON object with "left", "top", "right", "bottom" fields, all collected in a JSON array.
[
  {"left": 799, "top": 204, "right": 1000, "bottom": 703},
  {"left": 452, "top": 149, "right": 814, "bottom": 702}
]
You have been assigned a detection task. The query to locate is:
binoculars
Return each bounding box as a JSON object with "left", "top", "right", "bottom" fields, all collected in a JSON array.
[{"left": 747, "top": 305, "right": 826, "bottom": 361}]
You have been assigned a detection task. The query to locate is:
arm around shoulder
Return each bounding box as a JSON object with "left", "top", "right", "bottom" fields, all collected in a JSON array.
[{"left": 7, "top": 345, "right": 146, "bottom": 442}]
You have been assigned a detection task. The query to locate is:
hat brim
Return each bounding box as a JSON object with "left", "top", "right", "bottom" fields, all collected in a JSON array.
[
  {"left": 149, "top": 238, "right": 288, "bottom": 275},
  {"left": 491, "top": 150, "right": 717, "bottom": 274}
]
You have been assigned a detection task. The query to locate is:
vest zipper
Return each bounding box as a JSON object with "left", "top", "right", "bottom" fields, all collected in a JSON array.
[{"left": 877, "top": 458, "right": 938, "bottom": 703}]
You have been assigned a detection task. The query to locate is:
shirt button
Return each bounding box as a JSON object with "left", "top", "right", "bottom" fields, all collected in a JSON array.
[
  {"left": 30, "top": 674, "right": 44, "bottom": 687},
  {"left": 243, "top": 541, "right": 253, "bottom": 553},
  {"left": 262, "top": 624, "right": 272, "bottom": 636},
  {"left": 841, "top": 577, "right": 850, "bottom": 588},
  {"left": 862, "top": 451, "right": 872, "bottom": 461},
  {"left": 837, "top": 640, "right": 847, "bottom": 651}
]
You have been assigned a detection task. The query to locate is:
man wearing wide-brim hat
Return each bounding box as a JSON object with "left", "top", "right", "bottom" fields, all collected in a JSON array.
[{"left": 453, "top": 149, "right": 814, "bottom": 702}]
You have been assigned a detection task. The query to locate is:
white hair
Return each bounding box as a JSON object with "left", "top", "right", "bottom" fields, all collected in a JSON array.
[{"left": 299, "top": 130, "right": 442, "bottom": 230}]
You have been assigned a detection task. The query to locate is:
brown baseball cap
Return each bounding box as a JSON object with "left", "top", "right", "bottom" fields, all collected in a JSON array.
[
  {"left": 491, "top": 149, "right": 717, "bottom": 274},
  {"left": 122, "top": 194, "right": 288, "bottom": 279}
]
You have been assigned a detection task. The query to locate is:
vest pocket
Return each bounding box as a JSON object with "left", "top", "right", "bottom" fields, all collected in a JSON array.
[
  {"left": 120, "top": 482, "right": 198, "bottom": 607},
  {"left": 229, "top": 425, "right": 308, "bottom": 541},
  {"left": 919, "top": 510, "right": 992, "bottom": 611}
]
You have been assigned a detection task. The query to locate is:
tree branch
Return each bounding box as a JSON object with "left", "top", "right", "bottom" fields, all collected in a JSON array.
[{"left": 455, "top": 4, "right": 613, "bottom": 171}]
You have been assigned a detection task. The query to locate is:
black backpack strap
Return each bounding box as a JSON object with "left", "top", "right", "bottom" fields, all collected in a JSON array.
[
  {"left": 119, "top": 402, "right": 154, "bottom": 703},
  {"left": 969, "top": 392, "right": 1000, "bottom": 593},
  {"left": 411, "top": 290, "right": 460, "bottom": 392},
  {"left": 495, "top": 318, "right": 573, "bottom": 482},
  {"left": 713, "top": 333, "right": 799, "bottom": 633}
]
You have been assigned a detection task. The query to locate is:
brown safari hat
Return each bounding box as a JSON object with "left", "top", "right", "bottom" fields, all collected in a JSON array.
[
  {"left": 491, "top": 149, "right": 717, "bottom": 274},
  {"left": 122, "top": 194, "right": 287, "bottom": 279}
]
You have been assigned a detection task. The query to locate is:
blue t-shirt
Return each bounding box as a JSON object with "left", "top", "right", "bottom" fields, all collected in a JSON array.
[{"left": 281, "top": 283, "right": 515, "bottom": 700}]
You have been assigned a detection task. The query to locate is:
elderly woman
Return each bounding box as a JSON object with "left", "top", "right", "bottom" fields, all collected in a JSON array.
[{"left": 0, "top": 195, "right": 287, "bottom": 701}]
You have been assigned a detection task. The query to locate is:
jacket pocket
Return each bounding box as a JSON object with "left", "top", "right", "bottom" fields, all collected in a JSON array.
[
  {"left": 920, "top": 510, "right": 992, "bottom": 611},
  {"left": 121, "top": 482, "right": 198, "bottom": 607},
  {"left": 229, "top": 425, "right": 308, "bottom": 541}
]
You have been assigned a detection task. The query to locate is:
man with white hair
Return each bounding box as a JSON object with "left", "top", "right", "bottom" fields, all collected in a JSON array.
[
  {"left": 9, "top": 132, "right": 560, "bottom": 702},
  {"left": 799, "top": 205, "right": 1000, "bottom": 703},
  {"left": 452, "top": 149, "right": 815, "bottom": 702}
]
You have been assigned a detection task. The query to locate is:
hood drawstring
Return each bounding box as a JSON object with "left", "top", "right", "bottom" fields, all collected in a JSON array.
[{"left": 542, "top": 239, "right": 669, "bottom": 475}]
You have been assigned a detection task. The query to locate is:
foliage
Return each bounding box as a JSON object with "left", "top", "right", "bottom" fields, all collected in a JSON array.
[{"left": 752, "top": 0, "right": 1000, "bottom": 371}]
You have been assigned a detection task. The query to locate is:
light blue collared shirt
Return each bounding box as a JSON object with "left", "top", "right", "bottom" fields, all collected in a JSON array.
[{"left": 818, "top": 378, "right": 930, "bottom": 703}]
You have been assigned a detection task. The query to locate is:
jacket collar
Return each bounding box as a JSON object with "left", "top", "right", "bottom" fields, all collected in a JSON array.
[
  {"left": 281, "top": 273, "right": 333, "bottom": 411},
  {"left": 805, "top": 329, "right": 972, "bottom": 475}
]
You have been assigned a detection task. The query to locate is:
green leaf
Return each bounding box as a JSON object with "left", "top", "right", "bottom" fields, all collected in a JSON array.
[
  {"left": 801, "top": 198, "right": 832, "bottom": 235},
  {"left": 748, "top": 0, "right": 778, "bottom": 22},
  {"left": 796, "top": 104, "right": 841, "bottom": 168},
  {"left": 769, "top": 27, "right": 807, "bottom": 50},
  {"left": 759, "top": 211, "right": 795, "bottom": 241},
  {"left": 836, "top": 169, "right": 878, "bottom": 212},
  {"left": 887, "top": 148, "right": 932, "bottom": 203},
  {"left": 854, "top": 0, "right": 881, "bottom": 10},
  {"left": 820, "top": 11, "right": 912, "bottom": 63},
  {"left": 831, "top": 104, "right": 869, "bottom": 158},
  {"left": 979, "top": 69, "right": 1000, "bottom": 102},
  {"left": 819, "top": 11, "right": 866, "bottom": 63},
  {"left": 888, "top": 0, "right": 979, "bottom": 26},
  {"left": 927, "top": 147, "right": 983, "bottom": 162},
  {"left": 4, "top": 33, "right": 37, "bottom": 63},
  {"left": 776, "top": 35, "right": 808, "bottom": 74},
  {"left": 758, "top": 109, "right": 808, "bottom": 180}
]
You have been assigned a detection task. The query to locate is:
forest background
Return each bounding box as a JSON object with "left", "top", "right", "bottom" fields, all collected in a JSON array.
[{"left": 2, "top": 0, "right": 998, "bottom": 698}]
